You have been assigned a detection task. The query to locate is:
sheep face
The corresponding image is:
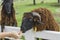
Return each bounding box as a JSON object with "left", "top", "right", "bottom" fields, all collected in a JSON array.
[{"left": 21, "top": 12, "right": 43, "bottom": 33}]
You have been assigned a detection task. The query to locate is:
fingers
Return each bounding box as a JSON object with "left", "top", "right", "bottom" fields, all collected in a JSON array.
[
  {"left": 8, "top": 32, "right": 20, "bottom": 39},
  {"left": 18, "top": 31, "right": 22, "bottom": 35},
  {"left": 18, "top": 31, "right": 23, "bottom": 38}
]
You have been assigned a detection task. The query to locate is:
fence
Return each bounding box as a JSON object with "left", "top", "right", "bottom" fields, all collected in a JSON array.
[
  {"left": 0, "top": 25, "right": 20, "bottom": 40},
  {"left": 35, "top": 30, "right": 60, "bottom": 40},
  {"left": 0, "top": 25, "right": 60, "bottom": 40},
  {"left": 23, "top": 29, "right": 60, "bottom": 40}
]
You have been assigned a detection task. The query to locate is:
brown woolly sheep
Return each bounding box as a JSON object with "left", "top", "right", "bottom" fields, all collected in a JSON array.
[
  {"left": 32, "top": 8, "right": 60, "bottom": 40},
  {"left": 1, "top": 0, "right": 17, "bottom": 31},
  {"left": 1, "top": 7, "right": 17, "bottom": 26},
  {"left": 32, "top": 8, "right": 59, "bottom": 31},
  {"left": 20, "top": 8, "right": 59, "bottom": 40},
  {"left": 1, "top": 0, "right": 17, "bottom": 40}
]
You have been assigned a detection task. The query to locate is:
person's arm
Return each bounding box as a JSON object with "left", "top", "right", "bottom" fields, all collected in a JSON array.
[{"left": 0, "top": 32, "right": 19, "bottom": 39}]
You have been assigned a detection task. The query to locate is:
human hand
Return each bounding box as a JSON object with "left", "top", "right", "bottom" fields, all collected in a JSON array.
[
  {"left": 18, "top": 31, "right": 23, "bottom": 38},
  {"left": 6, "top": 32, "right": 19, "bottom": 39}
]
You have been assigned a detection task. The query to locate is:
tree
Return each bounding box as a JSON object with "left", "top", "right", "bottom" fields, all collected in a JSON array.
[
  {"left": 41, "top": 0, "right": 44, "bottom": 3},
  {"left": 33, "top": 0, "right": 36, "bottom": 5},
  {"left": 58, "top": 0, "right": 60, "bottom": 3}
]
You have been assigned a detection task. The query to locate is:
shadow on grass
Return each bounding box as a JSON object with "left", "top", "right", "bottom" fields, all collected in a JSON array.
[
  {"left": 49, "top": 3, "right": 60, "bottom": 7},
  {"left": 24, "top": 3, "right": 60, "bottom": 7},
  {"left": 24, "top": 3, "right": 47, "bottom": 6}
]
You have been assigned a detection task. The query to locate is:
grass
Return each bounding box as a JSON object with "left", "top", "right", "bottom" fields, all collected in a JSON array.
[{"left": 54, "top": 17, "right": 60, "bottom": 23}]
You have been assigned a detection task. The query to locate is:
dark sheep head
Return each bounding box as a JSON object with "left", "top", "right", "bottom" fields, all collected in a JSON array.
[
  {"left": 21, "top": 12, "right": 43, "bottom": 33},
  {"left": 2, "top": 0, "right": 13, "bottom": 15}
]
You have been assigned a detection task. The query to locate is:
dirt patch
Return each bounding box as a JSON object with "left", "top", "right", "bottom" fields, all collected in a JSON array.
[{"left": 50, "top": 3, "right": 60, "bottom": 7}]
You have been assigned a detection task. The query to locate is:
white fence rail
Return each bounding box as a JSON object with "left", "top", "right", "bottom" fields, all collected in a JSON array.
[
  {"left": 0, "top": 25, "right": 20, "bottom": 40},
  {"left": 23, "top": 29, "right": 60, "bottom": 40},
  {"left": 0, "top": 25, "right": 20, "bottom": 32},
  {"left": 0, "top": 25, "right": 60, "bottom": 40},
  {"left": 36, "top": 31, "right": 60, "bottom": 40}
]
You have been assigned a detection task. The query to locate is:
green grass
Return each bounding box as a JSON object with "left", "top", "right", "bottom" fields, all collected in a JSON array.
[{"left": 54, "top": 17, "right": 60, "bottom": 23}]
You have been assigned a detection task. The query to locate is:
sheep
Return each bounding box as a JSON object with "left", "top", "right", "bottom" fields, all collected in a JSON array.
[{"left": 20, "top": 8, "right": 59, "bottom": 40}]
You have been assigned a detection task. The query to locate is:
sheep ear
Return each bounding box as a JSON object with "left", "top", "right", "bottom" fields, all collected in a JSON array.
[
  {"left": 23, "top": 13, "right": 27, "bottom": 16},
  {"left": 23, "top": 12, "right": 33, "bottom": 17},
  {"left": 23, "top": 12, "right": 28, "bottom": 17}
]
